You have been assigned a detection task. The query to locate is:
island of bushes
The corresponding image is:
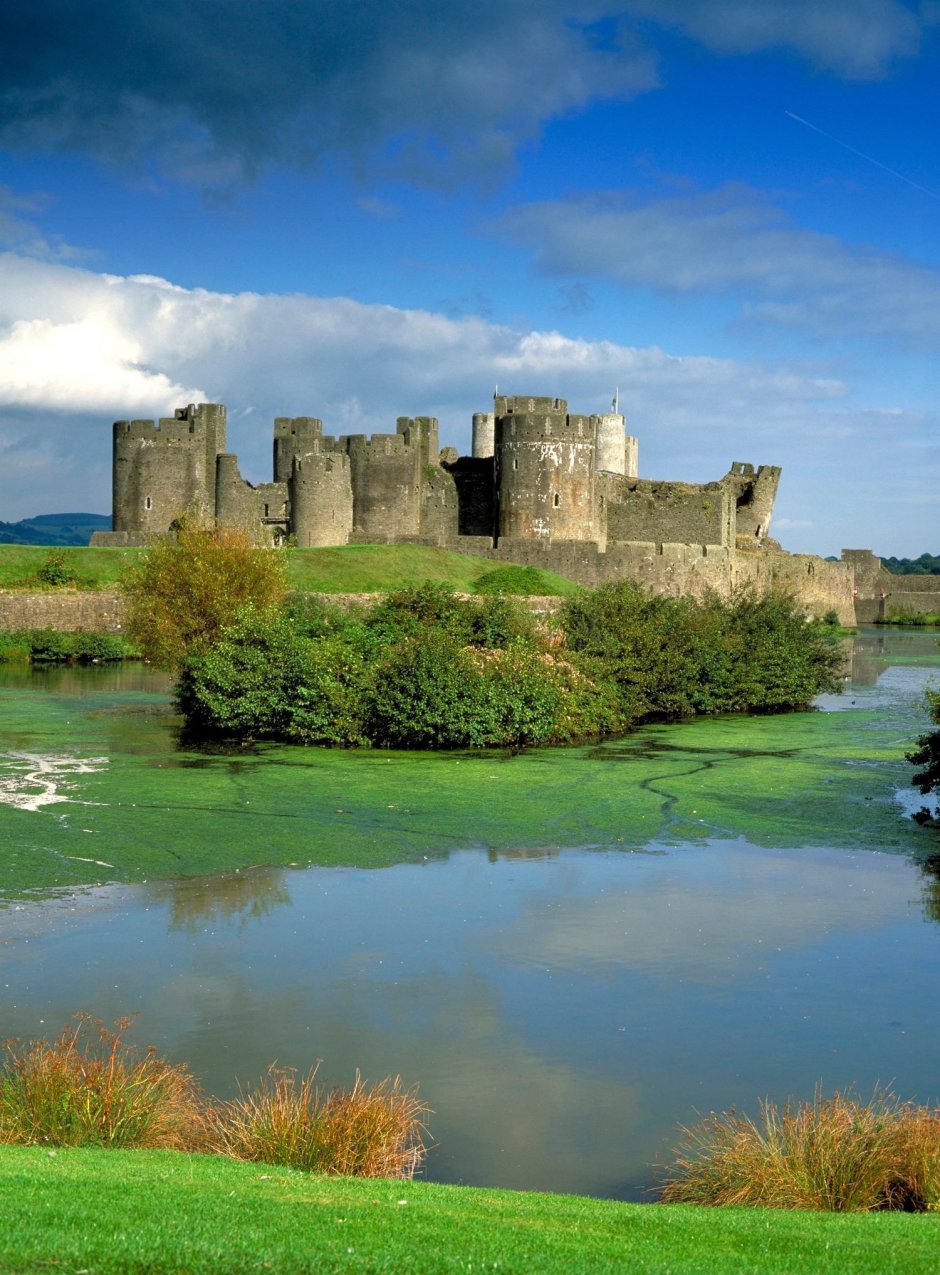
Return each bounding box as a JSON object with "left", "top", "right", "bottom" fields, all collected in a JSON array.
[{"left": 111, "top": 522, "right": 846, "bottom": 749}]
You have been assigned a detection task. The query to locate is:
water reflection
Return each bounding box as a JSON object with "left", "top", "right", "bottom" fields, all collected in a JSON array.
[
  {"left": 146, "top": 866, "right": 292, "bottom": 933},
  {"left": 2, "top": 840, "right": 939, "bottom": 1200}
]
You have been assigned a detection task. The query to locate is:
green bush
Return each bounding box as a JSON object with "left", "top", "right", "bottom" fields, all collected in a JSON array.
[
  {"left": 907, "top": 689, "right": 940, "bottom": 815},
  {"left": 0, "top": 629, "right": 131, "bottom": 664},
  {"left": 36, "top": 551, "right": 79, "bottom": 588},
  {"left": 364, "top": 582, "right": 474, "bottom": 647},
  {"left": 176, "top": 608, "right": 312, "bottom": 739}
]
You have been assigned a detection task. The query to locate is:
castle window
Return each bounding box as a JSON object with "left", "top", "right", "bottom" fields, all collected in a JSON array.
[
  {"left": 264, "top": 503, "right": 269, "bottom": 517},
  {"left": 144, "top": 496, "right": 152, "bottom": 511},
  {"left": 513, "top": 459, "right": 518, "bottom": 471},
  {"left": 553, "top": 493, "right": 560, "bottom": 508}
]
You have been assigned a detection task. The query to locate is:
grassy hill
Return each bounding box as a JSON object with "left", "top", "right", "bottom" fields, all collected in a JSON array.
[{"left": 0, "top": 543, "right": 580, "bottom": 596}]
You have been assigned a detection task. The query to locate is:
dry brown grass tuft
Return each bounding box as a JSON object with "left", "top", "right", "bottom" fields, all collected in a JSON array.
[
  {"left": 205, "top": 1064, "right": 430, "bottom": 1178},
  {"left": 0, "top": 1014, "right": 204, "bottom": 1150},
  {"left": 660, "top": 1087, "right": 940, "bottom": 1212}
]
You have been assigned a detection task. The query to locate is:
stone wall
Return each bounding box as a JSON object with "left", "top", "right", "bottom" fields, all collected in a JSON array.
[
  {"left": 842, "top": 549, "right": 940, "bottom": 621},
  {"left": 0, "top": 591, "right": 127, "bottom": 633}
]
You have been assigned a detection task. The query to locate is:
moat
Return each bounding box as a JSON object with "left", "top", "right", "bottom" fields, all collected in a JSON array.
[{"left": 1, "top": 628, "right": 938, "bottom": 1200}]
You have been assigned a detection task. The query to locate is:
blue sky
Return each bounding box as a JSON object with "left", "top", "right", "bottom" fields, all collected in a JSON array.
[{"left": 0, "top": 0, "right": 937, "bottom": 555}]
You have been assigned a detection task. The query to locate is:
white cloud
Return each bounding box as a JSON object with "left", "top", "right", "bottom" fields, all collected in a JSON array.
[
  {"left": 0, "top": 252, "right": 933, "bottom": 555},
  {"left": 495, "top": 184, "right": 940, "bottom": 348}
]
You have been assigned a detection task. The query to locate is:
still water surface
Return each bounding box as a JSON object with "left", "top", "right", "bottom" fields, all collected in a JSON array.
[{"left": 1, "top": 628, "right": 938, "bottom": 1199}]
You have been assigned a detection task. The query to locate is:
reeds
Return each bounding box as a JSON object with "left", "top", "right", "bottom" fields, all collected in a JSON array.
[
  {"left": 205, "top": 1065, "right": 430, "bottom": 1178},
  {"left": 660, "top": 1087, "right": 940, "bottom": 1212},
  {"left": 0, "top": 1014, "right": 203, "bottom": 1150}
]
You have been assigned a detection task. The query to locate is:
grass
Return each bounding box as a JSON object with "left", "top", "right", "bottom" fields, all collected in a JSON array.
[
  {"left": 880, "top": 610, "right": 940, "bottom": 627},
  {"left": 206, "top": 1066, "right": 429, "bottom": 1178},
  {"left": 1, "top": 1145, "right": 938, "bottom": 1274},
  {"left": 0, "top": 1014, "right": 202, "bottom": 1150},
  {"left": 0, "top": 542, "right": 580, "bottom": 595},
  {"left": 661, "top": 1088, "right": 940, "bottom": 1212}
]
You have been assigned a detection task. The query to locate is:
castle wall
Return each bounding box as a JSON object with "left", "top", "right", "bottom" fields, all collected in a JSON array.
[
  {"left": 843, "top": 549, "right": 940, "bottom": 621},
  {"left": 604, "top": 478, "right": 729, "bottom": 548},
  {"left": 345, "top": 431, "right": 422, "bottom": 539},
  {"left": 495, "top": 398, "right": 598, "bottom": 545},
  {"left": 444, "top": 457, "right": 495, "bottom": 539}
]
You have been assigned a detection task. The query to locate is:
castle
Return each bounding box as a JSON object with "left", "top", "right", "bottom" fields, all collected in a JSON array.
[
  {"left": 93, "top": 394, "right": 780, "bottom": 550},
  {"left": 92, "top": 394, "right": 913, "bottom": 625}
]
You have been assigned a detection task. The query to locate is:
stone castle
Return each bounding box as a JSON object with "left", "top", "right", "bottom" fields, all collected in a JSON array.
[{"left": 91, "top": 394, "right": 935, "bottom": 625}]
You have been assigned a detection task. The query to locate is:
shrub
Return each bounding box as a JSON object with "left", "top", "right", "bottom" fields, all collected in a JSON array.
[
  {"left": 122, "top": 518, "right": 287, "bottom": 669},
  {"left": 468, "top": 593, "right": 539, "bottom": 650},
  {"left": 660, "top": 1088, "right": 940, "bottom": 1212},
  {"left": 0, "top": 1015, "right": 203, "bottom": 1150},
  {"left": 36, "top": 550, "right": 79, "bottom": 588},
  {"left": 205, "top": 1065, "right": 429, "bottom": 1178},
  {"left": 365, "top": 632, "right": 491, "bottom": 748},
  {"left": 364, "top": 582, "right": 475, "bottom": 648}
]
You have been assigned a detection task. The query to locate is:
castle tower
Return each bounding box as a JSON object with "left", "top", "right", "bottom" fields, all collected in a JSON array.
[
  {"left": 494, "top": 396, "right": 598, "bottom": 544},
  {"left": 289, "top": 452, "right": 354, "bottom": 547},
  {"left": 593, "top": 412, "right": 639, "bottom": 478},
  {"left": 726, "top": 463, "right": 782, "bottom": 541},
  {"left": 472, "top": 412, "right": 495, "bottom": 459},
  {"left": 112, "top": 402, "right": 227, "bottom": 535},
  {"left": 273, "top": 417, "right": 324, "bottom": 483}
]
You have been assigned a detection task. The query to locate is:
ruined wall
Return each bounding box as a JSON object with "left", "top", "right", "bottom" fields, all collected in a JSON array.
[
  {"left": 215, "top": 454, "right": 267, "bottom": 540},
  {"left": 495, "top": 397, "right": 598, "bottom": 545},
  {"left": 727, "top": 463, "right": 782, "bottom": 541},
  {"left": 604, "top": 478, "right": 729, "bottom": 548}
]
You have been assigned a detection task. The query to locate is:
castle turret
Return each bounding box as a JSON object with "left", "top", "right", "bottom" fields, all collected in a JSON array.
[
  {"left": 289, "top": 452, "right": 353, "bottom": 547},
  {"left": 725, "top": 462, "right": 782, "bottom": 542},
  {"left": 472, "top": 412, "right": 495, "bottom": 459},
  {"left": 494, "top": 396, "right": 598, "bottom": 544},
  {"left": 274, "top": 417, "right": 324, "bottom": 483}
]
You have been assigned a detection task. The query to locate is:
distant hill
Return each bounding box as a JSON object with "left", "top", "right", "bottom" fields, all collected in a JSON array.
[{"left": 0, "top": 513, "right": 111, "bottom": 546}]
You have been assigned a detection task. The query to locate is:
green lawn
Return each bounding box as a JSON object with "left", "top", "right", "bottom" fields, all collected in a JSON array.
[
  {"left": 0, "top": 543, "right": 579, "bottom": 596},
  {"left": 0, "top": 1146, "right": 936, "bottom": 1274}
]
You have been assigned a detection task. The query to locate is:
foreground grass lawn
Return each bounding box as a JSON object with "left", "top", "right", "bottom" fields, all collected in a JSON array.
[
  {"left": 0, "top": 1147, "right": 937, "bottom": 1274},
  {"left": 0, "top": 543, "right": 579, "bottom": 596}
]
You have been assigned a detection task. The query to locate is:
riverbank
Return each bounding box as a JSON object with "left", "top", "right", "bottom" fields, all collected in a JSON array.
[{"left": 1, "top": 1145, "right": 936, "bottom": 1274}]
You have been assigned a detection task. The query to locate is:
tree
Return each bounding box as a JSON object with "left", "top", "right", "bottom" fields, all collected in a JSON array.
[{"left": 122, "top": 520, "right": 287, "bottom": 668}]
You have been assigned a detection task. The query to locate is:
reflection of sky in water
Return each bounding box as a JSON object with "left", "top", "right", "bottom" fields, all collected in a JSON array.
[{"left": 2, "top": 841, "right": 939, "bottom": 1200}]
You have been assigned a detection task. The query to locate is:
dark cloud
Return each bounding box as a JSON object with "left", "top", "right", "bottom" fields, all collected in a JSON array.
[
  {"left": 0, "top": 2, "right": 656, "bottom": 187},
  {"left": 0, "top": 3, "right": 926, "bottom": 188}
]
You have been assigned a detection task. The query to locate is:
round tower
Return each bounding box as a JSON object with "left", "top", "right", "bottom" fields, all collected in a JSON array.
[
  {"left": 495, "top": 397, "right": 597, "bottom": 543},
  {"left": 290, "top": 452, "right": 354, "bottom": 547},
  {"left": 472, "top": 412, "right": 495, "bottom": 459}
]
